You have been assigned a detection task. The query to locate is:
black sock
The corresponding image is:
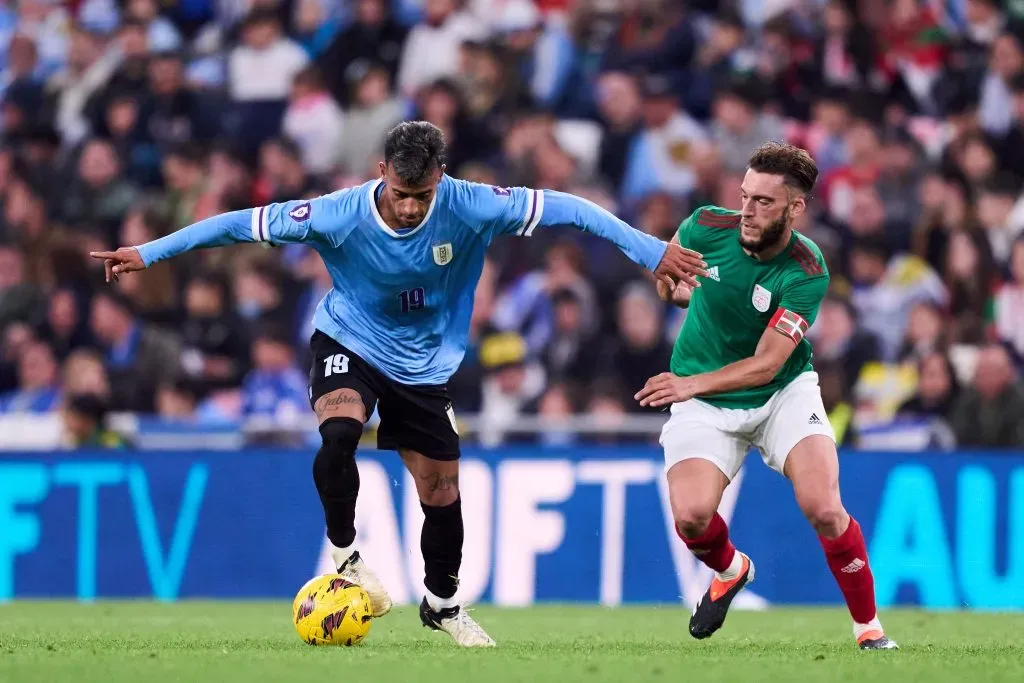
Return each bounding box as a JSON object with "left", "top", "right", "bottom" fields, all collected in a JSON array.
[
  {"left": 421, "top": 497, "right": 463, "bottom": 600},
  {"left": 313, "top": 418, "right": 362, "bottom": 548}
]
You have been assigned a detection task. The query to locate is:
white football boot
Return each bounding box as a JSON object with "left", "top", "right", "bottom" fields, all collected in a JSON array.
[
  {"left": 336, "top": 551, "right": 392, "bottom": 617},
  {"left": 419, "top": 598, "right": 496, "bottom": 647}
]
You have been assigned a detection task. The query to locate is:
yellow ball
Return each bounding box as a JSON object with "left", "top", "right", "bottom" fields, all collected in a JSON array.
[{"left": 292, "top": 574, "right": 373, "bottom": 646}]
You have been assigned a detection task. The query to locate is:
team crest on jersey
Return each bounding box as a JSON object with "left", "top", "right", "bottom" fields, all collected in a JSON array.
[
  {"left": 289, "top": 202, "right": 311, "bottom": 221},
  {"left": 751, "top": 284, "right": 772, "bottom": 312},
  {"left": 432, "top": 242, "right": 454, "bottom": 266}
]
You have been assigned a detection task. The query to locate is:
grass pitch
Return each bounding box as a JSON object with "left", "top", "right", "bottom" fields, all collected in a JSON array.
[{"left": 1, "top": 603, "right": 1022, "bottom": 683}]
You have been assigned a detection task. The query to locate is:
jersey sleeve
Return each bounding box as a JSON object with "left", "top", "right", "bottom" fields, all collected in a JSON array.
[
  {"left": 458, "top": 181, "right": 545, "bottom": 237},
  {"left": 770, "top": 275, "right": 829, "bottom": 344},
  {"left": 249, "top": 193, "right": 346, "bottom": 246}
]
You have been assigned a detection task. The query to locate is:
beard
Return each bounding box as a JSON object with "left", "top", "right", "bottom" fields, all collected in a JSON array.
[{"left": 739, "top": 206, "right": 790, "bottom": 253}]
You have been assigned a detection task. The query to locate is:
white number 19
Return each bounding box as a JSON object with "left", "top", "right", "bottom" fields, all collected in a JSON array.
[{"left": 323, "top": 353, "right": 349, "bottom": 377}]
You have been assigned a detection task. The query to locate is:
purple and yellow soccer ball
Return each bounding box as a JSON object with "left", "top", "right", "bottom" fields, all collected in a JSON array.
[{"left": 292, "top": 574, "right": 373, "bottom": 646}]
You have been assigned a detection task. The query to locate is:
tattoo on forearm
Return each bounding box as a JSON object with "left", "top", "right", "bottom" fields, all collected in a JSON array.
[
  {"left": 314, "top": 393, "right": 363, "bottom": 420},
  {"left": 420, "top": 472, "right": 459, "bottom": 493}
]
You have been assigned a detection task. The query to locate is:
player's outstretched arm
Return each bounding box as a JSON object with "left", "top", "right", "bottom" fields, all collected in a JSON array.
[
  {"left": 90, "top": 210, "right": 257, "bottom": 283},
  {"left": 539, "top": 191, "right": 707, "bottom": 289},
  {"left": 636, "top": 326, "right": 797, "bottom": 407}
]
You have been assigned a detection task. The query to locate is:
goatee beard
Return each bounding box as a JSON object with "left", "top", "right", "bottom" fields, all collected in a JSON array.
[{"left": 739, "top": 207, "right": 789, "bottom": 253}]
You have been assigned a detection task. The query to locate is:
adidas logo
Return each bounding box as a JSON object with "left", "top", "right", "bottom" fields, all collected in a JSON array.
[
  {"left": 841, "top": 558, "right": 866, "bottom": 574},
  {"left": 808, "top": 413, "right": 823, "bottom": 425},
  {"left": 706, "top": 266, "right": 720, "bottom": 282}
]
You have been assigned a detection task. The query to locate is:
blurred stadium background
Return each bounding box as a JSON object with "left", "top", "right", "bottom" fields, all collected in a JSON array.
[{"left": 0, "top": 0, "right": 1022, "bottom": 616}]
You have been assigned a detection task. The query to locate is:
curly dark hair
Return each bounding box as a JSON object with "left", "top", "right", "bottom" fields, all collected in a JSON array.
[
  {"left": 748, "top": 142, "right": 818, "bottom": 195},
  {"left": 383, "top": 121, "right": 447, "bottom": 186}
]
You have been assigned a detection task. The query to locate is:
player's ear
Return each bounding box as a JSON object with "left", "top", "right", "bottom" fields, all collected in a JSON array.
[
  {"left": 789, "top": 194, "right": 807, "bottom": 219},
  {"left": 378, "top": 161, "right": 386, "bottom": 178},
  {"left": 439, "top": 164, "right": 447, "bottom": 177}
]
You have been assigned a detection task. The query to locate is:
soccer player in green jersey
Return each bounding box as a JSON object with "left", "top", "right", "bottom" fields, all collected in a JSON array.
[{"left": 635, "top": 142, "right": 898, "bottom": 651}]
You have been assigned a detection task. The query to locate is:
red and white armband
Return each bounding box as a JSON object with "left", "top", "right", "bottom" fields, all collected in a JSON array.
[{"left": 769, "top": 308, "right": 810, "bottom": 343}]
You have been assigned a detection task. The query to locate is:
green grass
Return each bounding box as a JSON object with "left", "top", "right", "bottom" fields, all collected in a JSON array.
[{"left": 1, "top": 603, "right": 1022, "bottom": 683}]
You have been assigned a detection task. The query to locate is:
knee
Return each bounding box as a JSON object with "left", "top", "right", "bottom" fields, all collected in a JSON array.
[
  {"left": 800, "top": 497, "right": 847, "bottom": 537},
  {"left": 674, "top": 502, "right": 717, "bottom": 539},
  {"left": 418, "top": 476, "right": 459, "bottom": 507},
  {"left": 313, "top": 418, "right": 363, "bottom": 480}
]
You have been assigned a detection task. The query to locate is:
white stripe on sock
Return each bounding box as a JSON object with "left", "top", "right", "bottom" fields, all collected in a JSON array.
[
  {"left": 330, "top": 542, "right": 356, "bottom": 570},
  {"left": 425, "top": 588, "right": 458, "bottom": 611},
  {"left": 715, "top": 551, "right": 745, "bottom": 582}
]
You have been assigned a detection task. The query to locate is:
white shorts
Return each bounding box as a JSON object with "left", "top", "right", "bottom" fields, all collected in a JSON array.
[{"left": 659, "top": 372, "right": 835, "bottom": 480}]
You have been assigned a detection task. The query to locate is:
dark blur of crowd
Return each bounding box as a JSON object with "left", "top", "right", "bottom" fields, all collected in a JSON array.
[{"left": 0, "top": 0, "right": 1023, "bottom": 449}]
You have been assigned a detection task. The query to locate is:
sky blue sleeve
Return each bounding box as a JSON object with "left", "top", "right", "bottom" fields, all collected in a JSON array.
[
  {"left": 535, "top": 191, "right": 668, "bottom": 271},
  {"left": 136, "top": 210, "right": 254, "bottom": 267},
  {"left": 136, "top": 196, "right": 337, "bottom": 266}
]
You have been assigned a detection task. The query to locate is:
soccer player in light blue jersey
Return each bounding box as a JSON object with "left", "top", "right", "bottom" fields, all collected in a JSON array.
[{"left": 92, "top": 121, "right": 707, "bottom": 646}]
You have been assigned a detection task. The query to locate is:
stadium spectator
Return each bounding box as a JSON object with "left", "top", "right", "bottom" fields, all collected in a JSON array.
[
  {"left": 283, "top": 66, "right": 345, "bottom": 175},
  {"left": 241, "top": 324, "right": 308, "bottom": 421},
  {"left": 603, "top": 282, "right": 672, "bottom": 411},
  {"left": 256, "top": 136, "right": 316, "bottom": 205},
  {"left": 229, "top": 8, "right": 309, "bottom": 152},
  {"left": 317, "top": 0, "right": 408, "bottom": 107},
  {"left": 89, "top": 289, "right": 180, "bottom": 412},
  {"left": 595, "top": 71, "right": 642, "bottom": 192},
  {"left": 61, "top": 137, "right": 140, "bottom": 238},
  {"left": 396, "top": 0, "right": 486, "bottom": 98},
  {"left": 336, "top": 62, "right": 404, "bottom": 177},
  {"left": 126, "top": 0, "right": 182, "bottom": 54},
  {"left": 711, "top": 82, "right": 786, "bottom": 175},
  {"left": 994, "top": 236, "right": 1024, "bottom": 360},
  {"left": 897, "top": 301, "right": 948, "bottom": 364},
  {"left": 48, "top": 26, "right": 116, "bottom": 149},
  {"left": 849, "top": 239, "right": 947, "bottom": 360},
  {"left": 943, "top": 229, "right": 999, "bottom": 344},
  {"left": 62, "top": 392, "right": 126, "bottom": 448},
  {"left": 949, "top": 343, "right": 1024, "bottom": 446},
  {"left": 478, "top": 331, "right": 545, "bottom": 447},
  {"left": 61, "top": 348, "right": 111, "bottom": 401},
  {"left": 146, "top": 50, "right": 221, "bottom": 153},
  {"left": 0, "top": 339, "right": 59, "bottom": 413},
  {"left": 897, "top": 351, "right": 961, "bottom": 422},
  {"left": 621, "top": 73, "right": 708, "bottom": 205},
  {"left": 39, "top": 288, "right": 93, "bottom": 361},
  {"left": 584, "top": 376, "right": 632, "bottom": 444},
  {"left": 542, "top": 287, "right": 600, "bottom": 384},
  {"left": 0, "top": 240, "right": 45, "bottom": 330},
  {"left": 179, "top": 271, "right": 250, "bottom": 399},
  {"left": 155, "top": 380, "right": 199, "bottom": 421},
  {"left": 810, "top": 295, "right": 881, "bottom": 395},
  {"left": 533, "top": 380, "right": 578, "bottom": 446}
]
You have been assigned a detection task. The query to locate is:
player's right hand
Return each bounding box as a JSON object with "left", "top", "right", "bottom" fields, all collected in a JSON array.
[
  {"left": 654, "top": 243, "right": 706, "bottom": 291},
  {"left": 89, "top": 247, "right": 146, "bottom": 283}
]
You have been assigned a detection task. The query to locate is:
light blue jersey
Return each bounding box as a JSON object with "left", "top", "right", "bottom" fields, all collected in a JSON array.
[{"left": 137, "top": 176, "right": 668, "bottom": 385}]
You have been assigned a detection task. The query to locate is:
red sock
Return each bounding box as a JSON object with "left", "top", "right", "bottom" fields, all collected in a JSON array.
[
  {"left": 677, "top": 512, "right": 736, "bottom": 573},
  {"left": 819, "top": 517, "right": 877, "bottom": 624}
]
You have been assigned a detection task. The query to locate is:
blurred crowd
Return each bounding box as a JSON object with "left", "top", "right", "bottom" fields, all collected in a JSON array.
[{"left": 0, "top": 0, "right": 1023, "bottom": 449}]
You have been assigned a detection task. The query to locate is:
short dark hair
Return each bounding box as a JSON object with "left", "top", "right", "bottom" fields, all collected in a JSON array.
[
  {"left": 748, "top": 142, "right": 818, "bottom": 195},
  {"left": 384, "top": 121, "right": 447, "bottom": 186}
]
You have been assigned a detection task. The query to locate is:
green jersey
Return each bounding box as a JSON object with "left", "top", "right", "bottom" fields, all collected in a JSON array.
[{"left": 670, "top": 206, "right": 829, "bottom": 409}]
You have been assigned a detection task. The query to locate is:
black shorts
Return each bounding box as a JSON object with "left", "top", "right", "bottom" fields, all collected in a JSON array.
[{"left": 308, "top": 330, "right": 460, "bottom": 461}]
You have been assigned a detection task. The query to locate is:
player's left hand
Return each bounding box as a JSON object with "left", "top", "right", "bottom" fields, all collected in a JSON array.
[
  {"left": 635, "top": 372, "right": 702, "bottom": 408},
  {"left": 654, "top": 243, "right": 706, "bottom": 291}
]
